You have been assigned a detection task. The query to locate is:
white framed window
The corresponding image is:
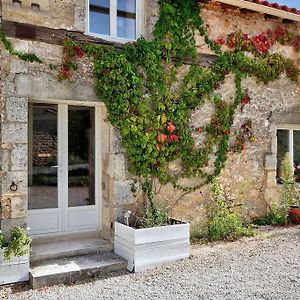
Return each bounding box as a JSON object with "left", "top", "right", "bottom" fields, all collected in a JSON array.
[
  {"left": 87, "top": 0, "right": 144, "bottom": 42},
  {"left": 277, "top": 126, "right": 300, "bottom": 182}
]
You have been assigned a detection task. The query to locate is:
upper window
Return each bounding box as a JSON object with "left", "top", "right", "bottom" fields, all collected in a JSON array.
[
  {"left": 277, "top": 128, "right": 300, "bottom": 182},
  {"left": 88, "top": 0, "right": 142, "bottom": 41}
]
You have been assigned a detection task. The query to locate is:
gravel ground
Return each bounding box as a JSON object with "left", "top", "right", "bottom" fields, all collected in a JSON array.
[{"left": 1, "top": 225, "right": 299, "bottom": 300}]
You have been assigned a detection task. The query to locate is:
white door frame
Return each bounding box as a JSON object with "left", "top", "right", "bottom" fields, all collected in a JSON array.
[{"left": 28, "top": 99, "right": 103, "bottom": 236}]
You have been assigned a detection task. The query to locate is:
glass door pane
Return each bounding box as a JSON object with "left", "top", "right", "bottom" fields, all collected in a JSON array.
[
  {"left": 293, "top": 130, "right": 300, "bottom": 182},
  {"left": 277, "top": 129, "right": 289, "bottom": 181},
  {"left": 68, "top": 106, "right": 95, "bottom": 207},
  {"left": 28, "top": 104, "right": 58, "bottom": 210}
]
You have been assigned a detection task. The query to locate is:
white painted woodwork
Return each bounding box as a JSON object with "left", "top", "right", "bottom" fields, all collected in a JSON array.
[
  {"left": 86, "top": 0, "right": 145, "bottom": 43},
  {"left": 28, "top": 100, "right": 102, "bottom": 235},
  {"left": 114, "top": 221, "right": 190, "bottom": 272},
  {"left": 0, "top": 250, "right": 29, "bottom": 285}
]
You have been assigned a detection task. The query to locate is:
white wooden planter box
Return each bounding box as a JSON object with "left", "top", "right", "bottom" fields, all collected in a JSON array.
[
  {"left": 114, "top": 221, "right": 190, "bottom": 272},
  {"left": 0, "top": 249, "right": 29, "bottom": 285}
]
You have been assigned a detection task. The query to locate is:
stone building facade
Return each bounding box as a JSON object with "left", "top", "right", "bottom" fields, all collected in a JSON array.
[{"left": 0, "top": 0, "right": 299, "bottom": 241}]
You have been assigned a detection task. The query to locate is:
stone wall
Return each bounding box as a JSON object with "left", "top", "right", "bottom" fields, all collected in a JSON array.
[
  {"left": 0, "top": 0, "right": 300, "bottom": 240},
  {"left": 132, "top": 1, "right": 300, "bottom": 225}
]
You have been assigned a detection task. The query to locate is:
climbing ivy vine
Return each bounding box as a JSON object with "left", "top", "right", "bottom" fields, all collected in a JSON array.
[{"left": 1, "top": 0, "right": 299, "bottom": 195}]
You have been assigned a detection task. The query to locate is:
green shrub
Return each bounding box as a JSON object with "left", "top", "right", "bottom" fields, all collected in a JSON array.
[
  {"left": 191, "top": 223, "right": 208, "bottom": 242},
  {"left": 255, "top": 153, "right": 300, "bottom": 226},
  {"left": 254, "top": 204, "right": 287, "bottom": 226},
  {"left": 207, "top": 209, "right": 254, "bottom": 241},
  {"left": 206, "top": 178, "right": 254, "bottom": 241},
  {"left": 0, "top": 232, "right": 4, "bottom": 248}
]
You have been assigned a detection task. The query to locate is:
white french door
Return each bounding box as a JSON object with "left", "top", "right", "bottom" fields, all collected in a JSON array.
[{"left": 28, "top": 102, "right": 101, "bottom": 235}]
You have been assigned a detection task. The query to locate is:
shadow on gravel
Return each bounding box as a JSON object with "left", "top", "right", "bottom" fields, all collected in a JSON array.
[{"left": 0, "top": 269, "right": 131, "bottom": 295}]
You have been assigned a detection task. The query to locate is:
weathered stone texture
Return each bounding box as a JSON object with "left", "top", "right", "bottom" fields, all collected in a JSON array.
[
  {"left": 2, "top": 0, "right": 80, "bottom": 31},
  {"left": 199, "top": 2, "right": 300, "bottom": 60},
  {"left": 144, "top": 0, "right": 160, "bottom": 40},
  {"left": 6, "top": 97, "right": 28, "bottom": 122},
  {"left": 1, "top": 0, "right": 300, "bottom": 236},
  {"left": 114, "top": 180, "right": 135, "bottom": 205}
]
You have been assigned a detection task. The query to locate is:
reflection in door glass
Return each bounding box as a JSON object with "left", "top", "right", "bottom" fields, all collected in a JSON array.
[
  {"left": 293, "top": 130, "right": 300, "bottom": 182},
  {"left": 276, "top": 129, "right": 289, "bottom": 181},
  {"left": 68, "top": 107, "right": 95, "bottom": 207},
  {"left": 28, "top": 104, "right": 58, "bottom": 210}
]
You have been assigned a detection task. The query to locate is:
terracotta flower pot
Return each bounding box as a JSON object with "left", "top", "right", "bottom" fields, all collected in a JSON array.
[{"left": 290, "top": 206, "right": 300, "bottom": 224}]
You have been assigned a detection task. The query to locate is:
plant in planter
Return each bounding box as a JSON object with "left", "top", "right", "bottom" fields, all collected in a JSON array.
[
  {"left": 0, "top": 227, "right": 32, "bottom": 285},
  {"left": 114, "top": 179, "right": 190, "bottom": 272},
  {"left": 289, "top": 183, "right": 300, "bottom": 225}
]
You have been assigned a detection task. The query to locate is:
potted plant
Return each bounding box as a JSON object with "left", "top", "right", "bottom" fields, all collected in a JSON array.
[
  {"left": 114, "top": 179, "right": 190, "bottom": 272},
  {"left": 290, "top": 180, "right": 300, "bottom": 224},
  {"left": 0, "top": 227, "right": 32, "bottom": 285}
]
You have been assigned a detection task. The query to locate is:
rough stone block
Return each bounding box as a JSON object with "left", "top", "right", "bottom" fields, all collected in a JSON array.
[
  {"left": 10, "top": 195, "right": 27, "bottom": 219},
  {"left": 15, "top": 74, "right": 98, "bottom": 102},
  {"left": 3, "top": 0, "right": 49, "bottom": 12},
  {"left": 111, "top": 154, "right": 127, "bottom": 179},
  {"left": 264, "top": 188, "right": 281, "bottom": 205},
  {"left": 1, "top": 123, "right": 27, "bottom": 144},
  {"left": 0, "top": 196, "right": 11, "bottom": 219},
  {"left": 0, "top": 218, "right": 27, "bottom": 239},
  {"left": 10, "top": 59, "right": 28, "bottom": 74},
  {"left": 265, "top": 154, "right": 277, "bottom": 171},
  {"left": 111, "top": 128, "right": 125, "bottom": 154},
  {"left": 1, "top": 147, "right": 12, "bottom": 172},
  {"left": 114, "top": 180, "right": 134, "bottom": 205},
  {"left": 74, "top": 6, "right": 85, "bottom": 32},
  {"left": 1, "top": 171, "right": 28, "bottom": 195},
  {"left": 6, "top": 97, "right": 28, "bottom": 122},
  {"left": 265, "top": 171, "right": 276, "bottom": 188},
  {"left": 0, "top": 204, "right": 11, "bottom": 220},
  {"left": 11, "top": 144, "right": 28, "bottom": 171}
]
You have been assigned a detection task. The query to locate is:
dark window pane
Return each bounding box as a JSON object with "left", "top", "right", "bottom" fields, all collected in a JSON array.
[
  {"left": 68, "top": 107, "right": 95, "bottom": 207},
  {"left": 29, "top": 104, "right": 58, "bottom": 210},
  {"left": 277, "top": 129, "right": 289, "bottom": 181}
]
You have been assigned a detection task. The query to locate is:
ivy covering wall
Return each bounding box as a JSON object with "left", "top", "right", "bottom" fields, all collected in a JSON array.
[{"left": 1, "top": 0, "right": 299, "bottom": 195}]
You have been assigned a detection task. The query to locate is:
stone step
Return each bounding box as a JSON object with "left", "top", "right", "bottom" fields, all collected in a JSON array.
[
  {"left": 31, "top": 230, "right": 101, "bottom": 245},
  {"left": 30, "top": 237, "right": 113, "bottom": 264},
  {"left": 29, "top": 252, "right": 128, "bottom": 289}
]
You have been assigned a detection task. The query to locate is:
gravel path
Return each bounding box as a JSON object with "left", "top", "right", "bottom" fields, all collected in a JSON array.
[{"left": 1, "top": 225, "right": 299, "bottom": 300}]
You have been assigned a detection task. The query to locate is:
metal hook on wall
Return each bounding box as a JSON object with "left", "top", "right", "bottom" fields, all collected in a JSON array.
[{"left": 9, "top": 180, "right": 23, "bottom": 192}]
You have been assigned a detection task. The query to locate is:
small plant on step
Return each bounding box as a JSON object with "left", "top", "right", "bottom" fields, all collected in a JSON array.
[{"left": 1, "top": 227, "right": 32, "bottom": 260}]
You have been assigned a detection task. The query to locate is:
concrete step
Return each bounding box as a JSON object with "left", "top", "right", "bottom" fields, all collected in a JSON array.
[
  {"left": 30, "top": 237, "right": 113, "bottom": 264},
  {"left": 29, "top": 252, "right": 127, "bottom": 289}
]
